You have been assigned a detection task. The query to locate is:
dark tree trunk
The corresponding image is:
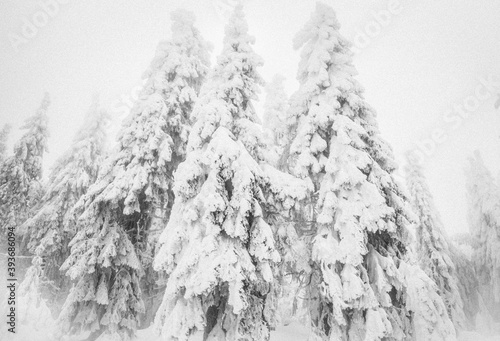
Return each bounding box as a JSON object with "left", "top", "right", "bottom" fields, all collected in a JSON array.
[{"left": 203, "top": 305, "right": 219, "bottom": 341}]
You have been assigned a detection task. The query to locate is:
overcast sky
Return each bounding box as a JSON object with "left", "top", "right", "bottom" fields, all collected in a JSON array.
[{"left": 1, "top": 0, "right": 499, "bottom": 236}]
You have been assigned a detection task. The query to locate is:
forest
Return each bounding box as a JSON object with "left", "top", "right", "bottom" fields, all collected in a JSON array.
[{"left": 0, "top": 2, "right": 499, "bottom": 341}]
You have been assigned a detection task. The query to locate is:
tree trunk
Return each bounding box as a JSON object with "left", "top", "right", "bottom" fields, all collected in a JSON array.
[{"left": 203, "top": 305, "right": 219, "bottom": 341}]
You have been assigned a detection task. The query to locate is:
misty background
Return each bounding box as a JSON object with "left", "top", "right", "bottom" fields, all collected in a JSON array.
[{"left": 1, "top": 0, "right": 499, "bottom": 236}]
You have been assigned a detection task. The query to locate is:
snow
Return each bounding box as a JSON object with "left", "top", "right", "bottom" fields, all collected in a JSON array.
[
  {"left": 459, "top": 331, "right": 500, "bottom": 341},
  {"left": 2, "top": 3, "right": 499, "bottom": 341},
  {"left": 134, "top": 323, "right": 311, "bottom": 341},
  {"left": 465, "top": 151, "right": 500, "bottom": 318},
  {"left": 4, "top": 318, "right": 500, "bottom": 341},
  {"left": 284, "top": 2, "right": 429, "bottom": 338},
  {"left": 405, "top": 154, "right": 466, "bottom": 331},
  {"left": 54, "top": 8, "right": 211, "bottom": 340}
]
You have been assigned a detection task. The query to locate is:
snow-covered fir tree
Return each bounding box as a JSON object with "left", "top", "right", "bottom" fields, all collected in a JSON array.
[
  {"left": 0, "top": 93, "right": 50, "bottom": 236},
  {"left": 0, "top": 123, "right": 11, "bottom": 164},
  {"left": 262, "top": 74, "right": 290, "bottom": 167},
  {"left": 261, "top": 73, "right": 311, "bottom": 329},
  {"left": 399, "top": 262, "right": 456, "bottom": 341},
  {"left": 285, "top": 3, "right": 455, "bottom": 339},
  {"left": 153, "top": 5, "right": 309, "bottom": 340},
  {"left": 448, "top": 240, "right": 481, "bottom": 330},
  {"left": 450, "top": 232, "right": 497, "bottom": 333},
  {"left": 404, "top": 155, "right": 465, "bottom": 332},
  {"left": 465, "top": 151, "right": 500, "bottom": 321},
  {"left": 20, "top": 95, "right": 109, "bottom": 316},
  {"left": 58, "top": 11, "right": 211, "bottom": 341},
  {"left": 261, "top": 167, "right": 312, "bottom": 331}
]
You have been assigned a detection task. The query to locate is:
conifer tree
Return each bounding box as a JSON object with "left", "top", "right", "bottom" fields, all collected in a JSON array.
[
  {"left": 404, "top": 155, "right": 465, "bottom": 332},
  {"left": 262, "top": 74, "right": 290, "bottom": 167},
  {"left": 285, "top": 3, "right": 455, "bottom": 339},
  {"left": 58, "top": 11, "right": 211, "bottom": 341},
  {"left": 20, "top": 95, "right": 109, "bottom": 314},
  {"left": 261, "top": 74, "right": 311, "bottom": 329},
  {"left": 465, "top": 151, "right": 500, "bottom": 320},
  {"left": 449, "top": 233, "right": 495, "bottom": 333},
  {"left": 0, "top": 93, "right": 50, "bottom": 236},
  {"left": 448, "top": 242, "right": 481, "bottom": 330},
  {"left": 399, "top": 262, "right": 456, "bottom": 341},
  {"left": 153, "top": 5, "right": 309, "bottom": 340}
]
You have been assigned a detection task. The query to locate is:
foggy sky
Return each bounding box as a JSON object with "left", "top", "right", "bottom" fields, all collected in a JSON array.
[{"left": 1, "top": 0, "right": 499, "bottom": 236}]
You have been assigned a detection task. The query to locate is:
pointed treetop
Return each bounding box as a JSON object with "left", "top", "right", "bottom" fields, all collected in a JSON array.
[
  {"left": 465, "top": 150, "right": 500, "bottom": 217},
  {"left": 170, "top": 9, "right": 209, "bottom": 49},
  {"left": 406, "top": 149, "right": 423, "bottom": 167},
  {"left": 141, "top": 9, "right": 211, "bottom": 99},
  {"left": 218, "top": 2, "right": 261, "bottom": 74},
  {"left": 466, "top": 150, "right": 492, "bottom": 186},
  {"left": 40, "top": 91, "right": 51, "bottom": 111},
  {"left": 171, "top": 8, "right": 196, "bottom": 29},
  {"left": 21, "top": 91, "right": 50, "bottom": 124},
  {"left": 19, "top": 92, "right": 50, "bottom": 131},
  {"left": 72, "top": 93, "right": 109, "bottom": 147},
  {"left": 472, "top": 149, "right": 483, "bottom": 164},
  {"left": 265, "top": 74, "right": 286, "bottom": 97},
  {"left": 224, "top": 3, "right": 252, "bottom": 44},
  {"left": 291, "top": 1, "right": 358, "bottom": 102},
  {"left": 263, "top": 74, "right": 288, "bottom": 128},
  {"left": 293, "top": 1, "right": 341, "bottom": 50},
  {"left": 14, "top": 93, "right": 50, "bottom": 168},
  {"left": 188, "top": 4, "right": 264, "bottom": 156}
]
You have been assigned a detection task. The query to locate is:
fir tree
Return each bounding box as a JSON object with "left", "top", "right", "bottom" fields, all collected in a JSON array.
[
  {"left": 404, "top": 155, "right": 465, "bottom": 332},
  {"left": 0, "top": 93, "right": 50, "bottom": 337},
  {"left": 465, "top": 151, "right": 500, "bottom": 321},
  {"left": 264, "top": 167, "right": 312, "bottom": 330},
  {"left": 0, "top": 92, "right": 50, "bottom": 236},
  {"left": 262, "top": 74, "right": 290, "bottom": 167},
  {"left": 261, "top": 74, "right": 311, "bottom": 329},
  {"left": 285, "top": 3, "right": 454, "bottom": 339},
  {"left": 58, "top": 11, "right": 211, "bottom": 341},
  {"left": 399, "top": 262, "right": 456, "bottom": 341},
  {"left": 153, "top": 5, "right": 309, "bottom": 340},
  {"left": 20, "top": 95, "right": 109, "bottom": 315},
  {"left": 448, "top": 241, "right": 481, "bottom": 330}
]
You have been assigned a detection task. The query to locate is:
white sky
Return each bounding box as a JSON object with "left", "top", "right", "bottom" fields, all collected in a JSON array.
[{"left": 1, "top": 0, "right": 499, "bottom": 236}]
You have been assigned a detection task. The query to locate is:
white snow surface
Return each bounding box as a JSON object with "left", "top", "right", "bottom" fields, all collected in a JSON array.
[{"left": 3, "top": 319, "right": 499, "bottom": 341}]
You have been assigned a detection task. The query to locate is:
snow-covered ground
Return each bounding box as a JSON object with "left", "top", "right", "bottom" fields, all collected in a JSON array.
[
  {"left": 136, "top": 322, "right": 311, "bottom": 341},
  {"left": 459, "top": 331, "right": 500, "bottom": 341},
  {"left": 3, "top": 321, "right": 500, "bottom": 341}
]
